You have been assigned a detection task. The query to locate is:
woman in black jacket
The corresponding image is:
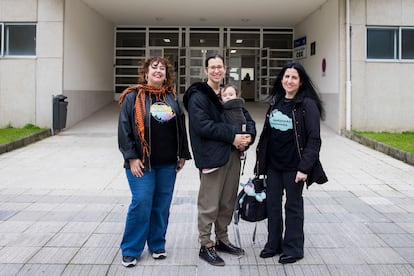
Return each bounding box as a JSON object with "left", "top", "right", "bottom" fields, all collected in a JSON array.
[
  {"left": 256, "top": 62, "right": 327, "bottom": 264},
  {"left": 183, "top": 53, "right": 256, "bottom": 266},
  {"left": 118, "top": 57, "right": 191, "bottom": 267}
]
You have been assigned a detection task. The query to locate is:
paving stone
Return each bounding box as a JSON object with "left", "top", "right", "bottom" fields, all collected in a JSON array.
[
  {"left": 370, "top": 264, "right": 414, "bottom": 275},
  {"left": 0, "top": 246, "right": 39, "bottom": 263},
  {"left": 71, "top": 247, "right": 117, "bottom": 265},
  {"left": 46, "top": 232, "right": 90, "bottom": 247},
  {"left": 316, "top": 248, "right": 366, "bottom": 264},
  {"left": 361, "top": 247, "right": 407, "bottom": 264},
  {"left": 327, "top": 264, "right": 376, "bottom": 275},
  {"left": 0, "top": 264, "right": 23, "bottom": 275},
  {"left": 284, "top": 264, "right": 331, "bottom": 276},
  {"left": 83, "top": 233, "right": 120, "bottom": 248},
  {"left": 378, "top": 233, "right": 414, "bottom": 247},
  {"left": 28, "top": 247, "right": 79, "bottom": 264},
  {"left": 61, "top": 264, "right": 110, "bottom": 276},
  {"left": 18, "top": 264, "right": 66, "bottom": 275},
  {"left": 0, "top": 221, "right": 32, "bottom": 233},
  {"left": 366, "top": 222, "right": 407, "bottom": 234}
]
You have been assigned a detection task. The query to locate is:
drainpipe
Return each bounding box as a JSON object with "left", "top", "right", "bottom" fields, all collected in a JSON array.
[{"left": 345, "top": 0, "right": 352, "bottom": 131}]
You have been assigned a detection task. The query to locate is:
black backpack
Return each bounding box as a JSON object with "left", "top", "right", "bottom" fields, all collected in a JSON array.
[{"left": 233, "top": 177, "right": 267, "bottom": 246}]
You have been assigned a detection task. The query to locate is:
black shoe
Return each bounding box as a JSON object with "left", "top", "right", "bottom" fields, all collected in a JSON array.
[
  {"left": 259, "top": 247, "right": 282, "bottom": 258},
  {"left": 215, "top": 240, "right": 245, "bottom": 256},
  {"left": 278, "top": 254, "right": 303, "bottom": 264},
  {"left": 152, "top": 249, "right": 167, "bottom": 260},
  {"left": 122, "top": 256, "right": 137, "bottom": 267},
  {"left": 199, "top": 245, "right": 225, "bottom": 266}
]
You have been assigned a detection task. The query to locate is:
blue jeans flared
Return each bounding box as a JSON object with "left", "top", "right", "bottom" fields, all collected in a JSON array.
[{"left": 120, "top": 164, "right": 176, "bottom": 257}]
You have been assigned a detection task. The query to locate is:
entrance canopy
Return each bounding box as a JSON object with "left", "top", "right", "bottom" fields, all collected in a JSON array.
[{"left": 81, "top": 0, "right": 327, "bottom": 27}]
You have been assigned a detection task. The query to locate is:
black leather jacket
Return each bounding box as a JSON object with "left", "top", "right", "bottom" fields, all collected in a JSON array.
[
  {"left": 256, "top": 92, "right": 327, "bottom": 187},
  {"left": 118, "top": 90, "right": 191, "bottom": 170}
]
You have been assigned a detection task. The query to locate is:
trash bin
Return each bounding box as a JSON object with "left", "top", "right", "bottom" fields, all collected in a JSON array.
[{"left": 53, "top": 94, "right": 68, "bottom": 130}]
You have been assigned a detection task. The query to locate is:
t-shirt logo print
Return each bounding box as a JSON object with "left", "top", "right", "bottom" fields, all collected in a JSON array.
[
  {"left": 150, "top": 102, "right": 176, "bottom": 123},
  {"left": 269, "top": 109, "right": 292, "bottom": 131}
]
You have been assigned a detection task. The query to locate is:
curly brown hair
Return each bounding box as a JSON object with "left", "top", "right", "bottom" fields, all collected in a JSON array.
[{"left": 138, "top": 56, "right": 175, "bottom": 88}]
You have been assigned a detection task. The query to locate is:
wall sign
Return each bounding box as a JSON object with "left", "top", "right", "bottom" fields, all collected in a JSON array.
[{"left": 293, "top": 36, "right": 307, "bottom": 60}]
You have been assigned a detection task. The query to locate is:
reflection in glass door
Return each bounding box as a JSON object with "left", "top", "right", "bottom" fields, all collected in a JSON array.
[{"left": 227, "top": 49, "right": 258, "bottom": 101}]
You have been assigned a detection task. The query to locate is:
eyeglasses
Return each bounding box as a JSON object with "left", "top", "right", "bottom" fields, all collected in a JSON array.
[{"left": 207, "top": 65, "right": 224, "bottom": 71}]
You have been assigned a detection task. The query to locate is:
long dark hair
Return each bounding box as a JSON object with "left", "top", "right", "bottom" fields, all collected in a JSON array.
[{"left": 271, "top": 61, "right": 324, "bottom": 119}]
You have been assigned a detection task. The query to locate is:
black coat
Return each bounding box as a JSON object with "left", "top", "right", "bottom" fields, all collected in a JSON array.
[
  {"left": 183, "top": 82, "right": 256, "bottom": 169},
  {"left": 255, "top": 92, "right": 327, "bottom": 187}
]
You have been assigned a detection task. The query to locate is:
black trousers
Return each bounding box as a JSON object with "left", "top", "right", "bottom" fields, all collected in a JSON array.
[{"left": 264, "top": 169, "right": 304, "bottom": 257}]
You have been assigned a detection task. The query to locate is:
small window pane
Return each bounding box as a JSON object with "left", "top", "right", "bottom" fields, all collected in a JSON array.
[
  {"left": 116, "top": 32, "right": 145, "bottom": 47},
  {"left": 230, "top": 33, "right": 260, "bottom": 47},
  {"left": 5, "top": 24, "right": 36, "bottom": 56},
  {"left": 402, "top": 29, "right": 414, "bottom": 59},
  {"left": 367, "top": 28, "right": 398, "bottom": 59},
  {"left": 263, "top": 34, "right": 292, "bottom": 49},
  {"left": 190, "top": 33, "right": 219, "bottom": 47},
  {"left": 149, "top": 32, "right": 178, "bottom": 46}
]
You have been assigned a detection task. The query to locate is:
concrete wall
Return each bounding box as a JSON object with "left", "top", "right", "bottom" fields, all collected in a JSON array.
[
  {"left": 350, "top": 0, "right": 414, "bottom": 131},
  {"left": 294, "top": 0, "right": 341, "bottom": 133},
  {"left": 63, "top": 0, "right": 114, "bottom": 128},
  {"left": 0, "top": 0, "right": 64, "bottom": 128}
]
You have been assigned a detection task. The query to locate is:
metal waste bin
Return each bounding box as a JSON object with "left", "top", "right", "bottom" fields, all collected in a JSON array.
[{"left": 53, "top": 94, "right": 68, "bottom": 130}]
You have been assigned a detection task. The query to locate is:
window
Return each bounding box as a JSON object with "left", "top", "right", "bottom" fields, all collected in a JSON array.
[
  {"left": 402, "top": 29, "right": 414, "bottom": 59},
  {"left": 0, "top": 24, "right": 3, "bottom": 56},
  {"left": 1, "top": 23, "right": 36, "bottom": 56},
  {"left": 367, "top": 26, "right": 414, "bottom": 60}
]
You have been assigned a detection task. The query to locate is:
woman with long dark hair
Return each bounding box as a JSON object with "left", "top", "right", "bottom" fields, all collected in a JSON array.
[{"left": 256, "top": 61, "right": 327, "bottom": 264}]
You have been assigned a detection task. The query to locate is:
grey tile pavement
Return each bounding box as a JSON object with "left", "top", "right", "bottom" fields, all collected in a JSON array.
[{"left": 0, "top": 101, "right": 413, "bottom": 275}]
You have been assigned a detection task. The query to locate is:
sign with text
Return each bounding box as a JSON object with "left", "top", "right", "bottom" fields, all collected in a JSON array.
[{"left": 294, "top": 36, "right": 307, "bottom": 60}]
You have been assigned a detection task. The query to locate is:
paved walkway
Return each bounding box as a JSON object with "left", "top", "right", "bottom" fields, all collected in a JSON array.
[{"left": 0, "top": 101, "right": 413, "bottom": 276}]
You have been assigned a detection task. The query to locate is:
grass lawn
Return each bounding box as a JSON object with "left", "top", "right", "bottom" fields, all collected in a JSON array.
[
  {"left": 0, "top": 124, "right": 47, "bottom": 145},
  {"left": 355, "top": 131, "right": 414, "bottom": 155}
]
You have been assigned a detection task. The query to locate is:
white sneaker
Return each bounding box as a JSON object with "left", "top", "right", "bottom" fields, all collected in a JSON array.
[
  {"left": 152, "top": 250, "right": 167, "bottom": 259},
  {"left": 122, "top": 256, "right": 137, "bottom": 267}
]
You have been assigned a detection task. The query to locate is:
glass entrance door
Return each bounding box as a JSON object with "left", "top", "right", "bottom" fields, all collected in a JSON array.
[{"left": 226, "top": 49, "right": 258, "bottom": 101}]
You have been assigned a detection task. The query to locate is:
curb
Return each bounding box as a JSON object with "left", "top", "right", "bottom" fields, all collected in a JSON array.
[
  {"left": 0, "top": 129, "right": 52, "bottom": 155},
  {"left": 341, "top": 130, "right": 414, "bottom": 166}
]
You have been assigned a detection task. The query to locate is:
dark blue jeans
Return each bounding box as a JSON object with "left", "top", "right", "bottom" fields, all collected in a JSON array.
[{"left": 121, "top": 164, "right": 176, "bottom": 257}]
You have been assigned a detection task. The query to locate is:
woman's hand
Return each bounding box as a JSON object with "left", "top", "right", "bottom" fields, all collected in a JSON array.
[
  {"left": 176, "top": 158, "right": 186, "bottom": 173},
  {"left": 233, "top": 134, "right": 252, "bottom": 150},
  {"left": 295, "top": 171, "right": 308, "bottom": 183},
  {"left": 129, "top": 159, "right": 144, "bottom": 177}
]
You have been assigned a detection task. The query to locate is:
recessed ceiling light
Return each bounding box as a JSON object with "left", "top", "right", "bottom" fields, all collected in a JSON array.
[
  {"left": 230, "top": 50, "right": 237, "bottom": 53},
  {"left": 163, "top": 38, "right": 171, "bottom": 43},
  {"left": 236, "top": 39, "right": 243, "bottom": 44},
  {"left": 200, "top": 39, "right": 205, "bottom": 43}
]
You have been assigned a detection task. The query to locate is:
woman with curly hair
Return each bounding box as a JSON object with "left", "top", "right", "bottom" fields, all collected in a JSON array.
[{"left": 118, "top": 57, "right": 191, "bottom": 267}]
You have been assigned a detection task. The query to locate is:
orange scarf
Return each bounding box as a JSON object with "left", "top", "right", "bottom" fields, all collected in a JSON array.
[{"left": 119, "top": 84, "right": 176, "bottom": 163}]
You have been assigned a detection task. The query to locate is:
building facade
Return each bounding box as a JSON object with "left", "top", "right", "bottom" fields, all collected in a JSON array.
[{"left": 0, "top": 0, "right": 413, "bottom": 133}]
